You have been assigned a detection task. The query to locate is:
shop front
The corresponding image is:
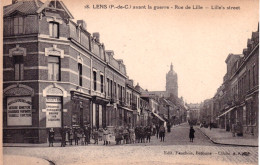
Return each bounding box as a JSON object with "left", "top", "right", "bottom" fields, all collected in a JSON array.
[
  {"left": 71, "top": 91, "right": 92, "bottom": 129},
  {"left": 92, "top": 96, "right": 109, "bottom": 129}
]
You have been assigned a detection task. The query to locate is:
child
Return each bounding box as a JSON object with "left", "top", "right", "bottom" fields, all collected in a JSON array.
[
  {"left": 93, "top": 128, "right": 99, "bottom": 145},
  {"left": 81, "top": 131, "right": 86, "bottom": 145}
]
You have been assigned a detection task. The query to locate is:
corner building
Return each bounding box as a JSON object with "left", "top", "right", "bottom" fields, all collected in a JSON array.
[{"left": 3, "top": 0, "right": 127, "bottom": 143}]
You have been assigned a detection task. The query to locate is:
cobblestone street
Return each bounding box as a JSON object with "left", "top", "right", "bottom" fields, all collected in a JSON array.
[{"left": 4, "top": 124, "right": 258, "bottom": 165}]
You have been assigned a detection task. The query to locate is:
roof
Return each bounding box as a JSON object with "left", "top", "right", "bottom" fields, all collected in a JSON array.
[
  {"left": 4, "top": 0, "right": 74, "bottom": 19},
  {"left": 4, "top": 0, "right": 44, "bottom": 17}
]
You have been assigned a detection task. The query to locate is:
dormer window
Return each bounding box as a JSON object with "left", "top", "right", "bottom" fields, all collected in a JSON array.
[
  {"left": 49, "top": 22, "right": 59, "bottom": 38},
  {"left": 14, "top": 17, "right": 24, "bottom": 35}
]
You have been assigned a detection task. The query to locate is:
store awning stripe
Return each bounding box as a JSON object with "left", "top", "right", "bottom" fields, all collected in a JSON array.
[
  {"left": 217, "top": 106, "right": 236, "bottom": 118},
  {"left": 153, "top": 112, "right": 166, "bottom": 122}
]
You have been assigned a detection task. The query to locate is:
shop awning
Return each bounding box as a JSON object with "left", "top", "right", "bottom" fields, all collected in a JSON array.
[
  {"left": 121, "top": 106, "right": 133, "bottom": 112},
  {"left": 152, "top": 112, "right": 166, "bottom": 122},
  {"left": 217, "top": 106, "right": 236, "bottom": 118}
]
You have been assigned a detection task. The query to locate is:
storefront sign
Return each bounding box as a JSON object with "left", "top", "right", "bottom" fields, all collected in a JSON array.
[
  {"left": 46, "top": 97, "right": 61, "bottom": 128},
  {"left": 7, "top": 97, "right": 32, "bottom": 126}
]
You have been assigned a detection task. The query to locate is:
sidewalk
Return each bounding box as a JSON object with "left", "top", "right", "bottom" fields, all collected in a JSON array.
[
  {"left": 3, "top": 139, "right": 117, "bottom": 147},
  {"left": 199, "top": 127, "right": 258, "bottom": 147},
  {"left": 4, "top": 155, "right": 52, "bottom": 165}
]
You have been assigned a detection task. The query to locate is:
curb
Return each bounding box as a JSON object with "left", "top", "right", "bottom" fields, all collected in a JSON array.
[
  {"left": 43, "top": 158, "right": 55, "bottom": 165},
  {"left": 198, "top": 128, "right": 258, "bottom": 147}
]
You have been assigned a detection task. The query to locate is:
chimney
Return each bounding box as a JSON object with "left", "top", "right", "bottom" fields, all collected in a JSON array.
[
  {"left": 105, "top": 50, "right": 114, "bottom": 57},
  {"left": 77, "top": 20, "right": 87, "bottom": 29},
  {"left": 12, "top": 0, "right": 19, "bottom": 4},
  {"left": 93, "top": 32, "right": 100, "bottom": 42},
  {"left": 117, "top": 59, "right": 123, "bottom": 64}
]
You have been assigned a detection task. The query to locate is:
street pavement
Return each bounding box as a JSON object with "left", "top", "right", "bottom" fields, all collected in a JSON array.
[
  {"left": 131, "top": 123, "right": 214, "bottom": 146},
  {"left": 3, "top": 123, "right": 258, "bottom": 165}
]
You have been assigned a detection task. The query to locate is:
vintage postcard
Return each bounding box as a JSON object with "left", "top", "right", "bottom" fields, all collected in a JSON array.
[{"left": 1, "top": 0, "right": 259, "bottom": 164}]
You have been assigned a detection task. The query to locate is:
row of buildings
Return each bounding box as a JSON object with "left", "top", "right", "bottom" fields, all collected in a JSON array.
[
  {"left": 199, "top": 26, "right": 259, "bottom": 136},
  {"left": 3, "top": 0, "right": 187, "bottom": 143}
]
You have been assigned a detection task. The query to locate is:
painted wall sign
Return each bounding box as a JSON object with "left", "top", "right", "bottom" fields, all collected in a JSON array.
[
  {"left": 7, "top": 97, "right": 32, "bottom": 126},
  {"left": 46, "top": 96, "right": 62, "bottom": 128}
]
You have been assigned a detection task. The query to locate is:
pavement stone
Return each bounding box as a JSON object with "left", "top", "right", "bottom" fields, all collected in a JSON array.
[
  {"left": 3, "top": 124, "right": 258, "bottom": 165},
  {"left": 199, "top": 127, "right": 258, "bottom": 147},
  {"left": 4, "top": 155, "right": 51, "bottom": 165}
]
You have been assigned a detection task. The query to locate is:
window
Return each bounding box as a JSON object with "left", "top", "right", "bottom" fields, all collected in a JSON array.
[
  {"left": 14, "top": 17, "right": 23, "bottom": 35},
  {"left": 78, "top": 64, "right": 82, "bottom": 86},
  {"left": 110, "top": 80, "right": 113, "bottom": 97},
  {"left": 100, "top": 75, "right": 104, "bottom": 93},
  {"left": 93, "top": 71, "right": 97, "bottom": 91},
  {"left": 107, "top": 78, "right": 110, "bottom": 96},
  {"left": 49, "top": 22, "right": 59, "bottom": 38},
  {"left": 117, "top": 84, "right": 120, "bottom": 100},
  {"left": 248, "top": 70, "right": 251, "bottom": 90},
  {"left": 48, "top": 56, "right": 60, "bottom": 81},
  {"left": 114, "top": 82, "right": 117, "bottom": 99},
  {"left": 13, "top": 56, "right": 24, "bottom": 80},
  {"left": 252, "top": 65, "right": 255, "bottom": 86}
]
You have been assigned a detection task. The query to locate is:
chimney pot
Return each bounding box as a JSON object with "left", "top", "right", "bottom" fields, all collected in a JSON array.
[
  {"left": 77, "top": 20, "right": 87, "bottom": 29},
  {"left": 93, "top": 32, "right": 100, "bottom": 42}
]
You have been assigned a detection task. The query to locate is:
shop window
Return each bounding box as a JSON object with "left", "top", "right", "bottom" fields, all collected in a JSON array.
[
  {"left": 14, "top": 17, "right": 24, "bottom": 35},
  {"left": 13, "top": 55, "right": 24, "bottom": 80},
  {"left": 78, "top": 63, "right": 82, "bottom": 86},
  {"left": 48, "top": 56, "right": 60, "bottom": 81},
  {"left": 49, "top": 22, "right": 59, "bottom": 38},
  {"left": 93, "top": 71, "right": 97, "bottom": 91},
  {"left": 100, "top": 75, "right": 104, "bottom": 93}
]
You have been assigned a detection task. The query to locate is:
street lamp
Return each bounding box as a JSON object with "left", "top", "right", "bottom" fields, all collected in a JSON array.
[{"left": 167, "top": 104, "right": 171, "bottom": 132}]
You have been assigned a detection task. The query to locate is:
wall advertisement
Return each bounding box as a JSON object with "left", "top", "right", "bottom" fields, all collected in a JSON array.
[
  {"left": 7, "top": 97, "right": 32, "bottom": 126},
  {"left": 46, "top": 96, "right": 62, "bottom": 128}
]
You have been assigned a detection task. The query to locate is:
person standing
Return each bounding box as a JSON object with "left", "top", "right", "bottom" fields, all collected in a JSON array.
[
  {"left": 69, "top": 128, "right": 73, "bottom": 145},
  {"left": 48, "top": 128, "right": 55, "bottom": 147},
  {"left": 74, "top": 129, "right": 79, "bottom": 145},
  {"left": 156, "top": 124, "right": 160, "bottom": 139},
  {"left": 93, "top": 127, "right": 99, "bottom": 145},
  {"left": 60, "top": 128, "right": 66, "bottom": 147},
  {"left": 103, "top": 127, "right": 109, "bottom": 145},
  {"left": 146, "top": 126, "right": 151, "bottom": 143},
  {"left": 84, "top": 125, "right": 90, "bottom": 145},
  {"left": 159, "top": 125, "right": 165, "bottom": 142},
  {"left": 189, "top": 126, "right": 195, "bottom": 142}
]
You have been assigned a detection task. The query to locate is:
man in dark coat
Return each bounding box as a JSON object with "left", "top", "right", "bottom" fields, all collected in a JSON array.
[
  {"left": 60, "top": 128, "right": 66, "bottom": 147},
  {"left": 156, "top": 124, "right": 160, "bottom": 139},
  {"left": 189, "top": 126, "right": 195, "bottom": 142},
  {"left": 159, "top": 125, "right": 165, "bottom": 142},
  {"left": 48, "top": 128, "right": 55, "bottom": 147},
  {"left": 146, "top": 126, "right": 151, "bottom": 143}
]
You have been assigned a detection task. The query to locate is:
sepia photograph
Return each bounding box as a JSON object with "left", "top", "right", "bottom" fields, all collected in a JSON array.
[{"left": 1, "top": 0, "right": 259, "bottom": 164}]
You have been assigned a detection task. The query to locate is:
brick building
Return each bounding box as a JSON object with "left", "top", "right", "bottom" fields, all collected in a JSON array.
[{"left": 3, "top": 0, "right": 130, "bottom": 143}]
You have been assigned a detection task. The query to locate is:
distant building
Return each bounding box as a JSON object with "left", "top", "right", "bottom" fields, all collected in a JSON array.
[
  {"left": 150, "top": 63, "right": 178, "bottom": 97},
  {"left": 166, "top": 63, "right": 178, "bottom": 97}
]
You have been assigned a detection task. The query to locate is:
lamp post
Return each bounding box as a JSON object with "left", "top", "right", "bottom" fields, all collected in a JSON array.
[{"left": 167, "top": 104, "right": 171, "bottom": 132}]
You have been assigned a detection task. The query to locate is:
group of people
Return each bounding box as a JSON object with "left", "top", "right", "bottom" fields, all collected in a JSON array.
[
  {"left": 48, "top": 125, "right": 92, "bottom": 147},
  {"left": 48, "top": 124, "right": 170, "bottom": 147}
]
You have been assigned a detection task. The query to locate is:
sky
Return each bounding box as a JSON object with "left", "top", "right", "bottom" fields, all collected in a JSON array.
[{"left": 2, "top": 0, "right": 259, "bottom": 103}]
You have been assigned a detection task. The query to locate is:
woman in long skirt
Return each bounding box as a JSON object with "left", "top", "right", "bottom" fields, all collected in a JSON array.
[{"left": 189, "top": 126, "right": 195, "bottom": 142}]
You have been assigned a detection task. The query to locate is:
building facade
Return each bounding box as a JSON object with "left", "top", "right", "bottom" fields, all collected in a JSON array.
[
  {"left": 3, "top": 0, "right": 129, "bottom": 143},
  {"left": 211, "top": 28, "right": 259, "bottom": 136}
]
